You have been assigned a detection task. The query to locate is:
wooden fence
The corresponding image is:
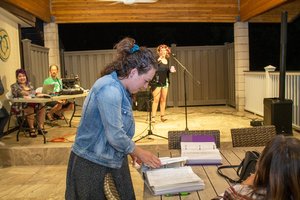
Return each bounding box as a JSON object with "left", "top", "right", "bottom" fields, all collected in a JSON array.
[{"left": 63, "top": 44, "right": 235, "bottom": 107}]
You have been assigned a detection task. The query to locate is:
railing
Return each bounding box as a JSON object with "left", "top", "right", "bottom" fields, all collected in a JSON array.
[{"left": 245, "top": 71, "right": 300, "bottom": 130}]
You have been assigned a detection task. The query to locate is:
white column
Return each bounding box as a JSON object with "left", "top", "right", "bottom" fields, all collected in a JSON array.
[
  {"left": 234, "top": 22, "right": 249, "bottom": 112},
  {"left": 43, "top": 22, "right": 61, "bottom": 77}
]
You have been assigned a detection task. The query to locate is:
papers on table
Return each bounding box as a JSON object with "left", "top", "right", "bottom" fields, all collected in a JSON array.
[
  {"left": 181, "top": 135, "right": 222, "bottom": 165},
  {"left": 143, "top": 157, "right": 204, "bottom": 195}
]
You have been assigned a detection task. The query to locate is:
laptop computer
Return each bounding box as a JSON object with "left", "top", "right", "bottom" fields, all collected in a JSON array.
[{"left": 42, "top": 84, "right": 55, "bottom": 95}]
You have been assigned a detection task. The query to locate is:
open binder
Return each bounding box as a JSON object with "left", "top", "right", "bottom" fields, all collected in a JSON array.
[
  {"left": 141, "top": 157, "right": 205, "bottom": 195},
  {"left": 180, "top": 135, "right": 222, "bottom": 165}
]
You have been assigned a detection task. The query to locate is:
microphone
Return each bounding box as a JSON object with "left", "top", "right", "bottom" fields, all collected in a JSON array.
[{"left": 171, "top": 53, "right": 176, "bottom": 57}]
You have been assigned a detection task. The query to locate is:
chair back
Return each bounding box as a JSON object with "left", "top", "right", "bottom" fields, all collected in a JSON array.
[
  {"left": 35, "top": 87, "right": 43, "bottom": 93},
  {"left": 5, "top": 90, "right": 13, "bottom": 100},
  {"left": 5, "top": 91, "right": 21, "bottom": 115},
  {"left": 231, "top": 125, "right": 276, "bottom": 147},
  {"left": 5, "top": 91, "right": 13, "bottom": 105},
  {"left": 168, "top": 130, "right": 221, "bottom": 149}
]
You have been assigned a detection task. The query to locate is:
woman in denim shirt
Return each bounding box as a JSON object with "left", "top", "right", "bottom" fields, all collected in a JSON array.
[{"left": 66, "top": 37, "right": 162, "bottom": 200}]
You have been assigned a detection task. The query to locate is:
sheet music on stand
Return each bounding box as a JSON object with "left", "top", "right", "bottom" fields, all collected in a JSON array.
[
  {"left": 181, "top": 135, "right": 222, "bottom": 165},
  {"left": 141, "top": 157, "right": 205, "bottom": 196}
]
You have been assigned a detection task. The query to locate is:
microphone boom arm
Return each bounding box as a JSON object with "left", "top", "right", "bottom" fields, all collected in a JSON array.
[
  {"left": 171, "top": 54, "right": 201, "bottom": 131},
  {"left": 171, "top": 55, "right": 201, "bottom": 86}
]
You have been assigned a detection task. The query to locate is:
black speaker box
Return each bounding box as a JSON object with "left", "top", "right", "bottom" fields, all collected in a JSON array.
[
  {"left": 133, "top": 91, "right": 151, "bottom": 111},
  {"left": 263, "top": 98, "right": 293, "bottom": 135}
]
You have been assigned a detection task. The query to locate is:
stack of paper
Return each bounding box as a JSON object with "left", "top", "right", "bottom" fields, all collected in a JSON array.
[
  {"left": 181, "top": 135, "right": 222, "bottom": 165},
  {"left": 144, "top": 165, "right": 204, "bottom": 195}
]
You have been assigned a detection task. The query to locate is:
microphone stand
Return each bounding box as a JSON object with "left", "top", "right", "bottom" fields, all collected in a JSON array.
[
  {"left": 171, "top": 54, "right": 201, "bottom": 131},
  {"left": 135, "top": 90, "right": 168, "bottom": 142}
]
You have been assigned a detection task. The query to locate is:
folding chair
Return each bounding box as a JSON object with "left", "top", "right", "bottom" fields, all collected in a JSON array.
[
  {"left": 5, "top": 91, "right": 22, "bottom": 132},
  {"left": 5, "top": 91, "right": 35, "bottom": 137}
]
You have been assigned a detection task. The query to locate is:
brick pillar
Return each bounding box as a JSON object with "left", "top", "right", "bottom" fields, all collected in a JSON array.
[
  {"left": 44, "top": 22, "right": 61, "bottom": 77},
  {"left": 234, "top": 22, "right": 249, "bottom": 112}
]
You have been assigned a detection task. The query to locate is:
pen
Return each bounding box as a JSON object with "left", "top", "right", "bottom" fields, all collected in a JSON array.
[{"left": 164, "top": 192, "right": 190, "bottom": 197}]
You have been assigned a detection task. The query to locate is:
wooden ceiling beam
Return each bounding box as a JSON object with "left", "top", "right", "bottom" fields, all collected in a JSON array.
[
  {"left": 3, "top": 0, "right": 51, "bottom": 22},
  {"left": 0, "top": 1, "right": 36, "bottom": 26},
  {"left": 240, "top": 0, "right": 293, "bottom": 22},
  {"left": 51, "top": 0, "right": 238, "bottom": 23}
]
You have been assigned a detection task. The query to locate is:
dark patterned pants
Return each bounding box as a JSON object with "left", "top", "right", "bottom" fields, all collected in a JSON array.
[{"left": 65, "top": 151, "right": 136, "bottom": 200}]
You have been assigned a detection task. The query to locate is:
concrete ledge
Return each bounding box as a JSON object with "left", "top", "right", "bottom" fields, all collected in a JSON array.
[{"left": 0, "top": 145, "right": 72, "bottom": 167}]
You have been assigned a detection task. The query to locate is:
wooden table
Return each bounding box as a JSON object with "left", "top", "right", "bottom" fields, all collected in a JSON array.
[
  {"left": 10, "top": 92, "right": 88, "bottom": 143},
  {"left": 143, "top": 147, "right": 264, "bottom": 200}
]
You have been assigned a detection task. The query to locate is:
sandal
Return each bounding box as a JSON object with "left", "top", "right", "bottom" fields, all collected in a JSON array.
[
  {"left": 151, "top": 116, "right": 156, "bottom": 123},
  {"left": 29, "top": 129, "right": 37, "bottom": 138},
  {"left": 53, "top": 113, "right": 65, "bottom": 120},
  {"left": 46, "top": 113, "right": 54, "bottom": 121},
  {"left": 161, "top": 115, "right": 167, "bottom": 122}
]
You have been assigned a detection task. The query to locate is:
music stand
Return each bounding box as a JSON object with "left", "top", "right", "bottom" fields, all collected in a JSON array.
[{"left": 134, "top": 90, "right": 168, "bottom": 142}]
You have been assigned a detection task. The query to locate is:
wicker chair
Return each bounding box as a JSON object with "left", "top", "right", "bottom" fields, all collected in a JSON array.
[
  {"left": 168, "top": 130, "right": 221, "bottom": 149},
  {"left": 104, "top": 173, "right": 120, "bottom": 200},
  {"left": 231, "top": 125, "right": 276, "bottom": 147}
]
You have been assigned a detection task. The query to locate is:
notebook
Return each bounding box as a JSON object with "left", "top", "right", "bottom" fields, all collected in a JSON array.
[{"left": 42, "top": 84, "right": 55, "bottom": 95}]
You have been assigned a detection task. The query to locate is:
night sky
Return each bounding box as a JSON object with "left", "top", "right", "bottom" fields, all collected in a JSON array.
[{"left": 58, "top": 19, "right": 300, "bottom": 71}]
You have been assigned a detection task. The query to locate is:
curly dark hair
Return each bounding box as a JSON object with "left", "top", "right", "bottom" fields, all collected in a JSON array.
[{"left": 101, "top": 37, "right": 158, "bottom": 79}]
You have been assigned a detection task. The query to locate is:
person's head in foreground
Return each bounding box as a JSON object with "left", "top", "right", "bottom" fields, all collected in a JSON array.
[
  {"left": 101, "top": 37, "right": 158, "bottom": 94},
  {"left": 254, "top": 135, "right": 300, "bottom": 200}
]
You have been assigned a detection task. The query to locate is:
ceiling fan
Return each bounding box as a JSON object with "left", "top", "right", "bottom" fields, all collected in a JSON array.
[{"left": 98, "top": 0, "right": 158, "bottom": 5}]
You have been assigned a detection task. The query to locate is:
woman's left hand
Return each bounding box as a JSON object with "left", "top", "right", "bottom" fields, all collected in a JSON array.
[
  {"left": 132, "top": 146, "right": 161, "bottom": 168},
  {"left": 170, "top": 66, "right": 176, "bottom": 73},
  {"left": 129, "top": 154, "right": 141, "bottom": 169}
]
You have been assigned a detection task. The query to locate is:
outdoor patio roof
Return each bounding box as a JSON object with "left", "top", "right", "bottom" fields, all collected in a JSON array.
[{"left": 1, "top": 0, "right": 300, "bottom": 25}]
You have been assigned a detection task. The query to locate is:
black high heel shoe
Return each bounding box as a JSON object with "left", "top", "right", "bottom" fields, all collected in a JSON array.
[{"left": 46, "top": 113, "right": 54, "bottom": 121}]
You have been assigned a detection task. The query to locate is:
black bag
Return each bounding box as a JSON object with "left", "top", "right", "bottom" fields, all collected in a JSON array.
[{"left": 217, "top": 151, "right": 260, "bottom": 183}]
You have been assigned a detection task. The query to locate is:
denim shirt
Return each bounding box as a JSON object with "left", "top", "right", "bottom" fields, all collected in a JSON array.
[{"left": 72, "top": 72, "right": 135, "bottom": 169}]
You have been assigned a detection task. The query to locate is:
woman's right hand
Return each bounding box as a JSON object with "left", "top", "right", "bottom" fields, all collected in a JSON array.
[{"left": 131, "top": 146, "right": 161, "bottom": 168}]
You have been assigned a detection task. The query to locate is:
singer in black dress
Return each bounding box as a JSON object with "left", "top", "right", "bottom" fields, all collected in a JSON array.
[{"left": 150, "top": 44, "right": 176, "bottom": 122}]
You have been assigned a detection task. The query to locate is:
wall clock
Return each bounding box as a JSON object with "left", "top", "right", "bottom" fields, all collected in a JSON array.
[{"left": 0, "top": 28, "right": 11, "bottom": 62}]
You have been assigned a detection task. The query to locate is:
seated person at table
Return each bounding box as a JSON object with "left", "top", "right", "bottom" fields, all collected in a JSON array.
[
  {"left": 218, "top": 135, "right": 300, "bottom": 200},
  {"left": 10, "top": 69, "right": 47, "bottom": 137},
  {"left": 43, "top": 64, "right": 74, "bottom": 121}
]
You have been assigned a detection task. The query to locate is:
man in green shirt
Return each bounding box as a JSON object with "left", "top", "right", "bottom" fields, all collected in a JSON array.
[{"left": 44, "top": 65, "right": 74, "bottom": 121}]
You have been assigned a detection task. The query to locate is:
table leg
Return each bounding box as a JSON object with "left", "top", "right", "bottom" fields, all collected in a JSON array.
[{"left": 69, "top": 99, "right": 76, "bottom": 127}]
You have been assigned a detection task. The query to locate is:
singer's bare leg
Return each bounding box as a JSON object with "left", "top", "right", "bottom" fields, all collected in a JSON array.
[
  {"left": 160, "top": 87, "right": 168, "bottom": 121},
  {"left": 152, "top": 87, "right": 162, "bottom": 121}
]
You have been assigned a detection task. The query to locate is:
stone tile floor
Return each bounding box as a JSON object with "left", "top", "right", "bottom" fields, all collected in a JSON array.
[{"left": 0, "top": 106, "right": 299, "bottom": 200}]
